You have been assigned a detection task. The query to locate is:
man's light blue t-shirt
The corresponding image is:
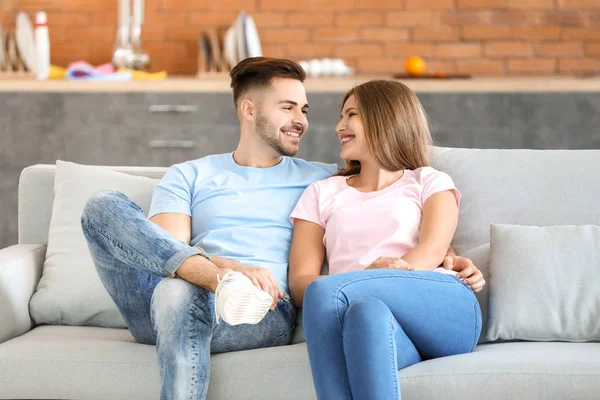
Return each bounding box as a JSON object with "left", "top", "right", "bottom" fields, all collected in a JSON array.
[{"left": 148, "top": 153, "right": 338, "bottom": 294}]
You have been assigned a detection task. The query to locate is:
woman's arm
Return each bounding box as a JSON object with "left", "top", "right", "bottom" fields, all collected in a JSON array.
[
  {"left": 289, "top": 219, "right": 327, "bottom": 306},
  {"left": 401, "top": 190, "right": 459, "bottom": 271}
]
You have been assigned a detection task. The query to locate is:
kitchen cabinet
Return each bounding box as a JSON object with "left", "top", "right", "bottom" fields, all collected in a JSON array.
[{"left": 0, "top": 86, "right": 598, "bottom": 248}]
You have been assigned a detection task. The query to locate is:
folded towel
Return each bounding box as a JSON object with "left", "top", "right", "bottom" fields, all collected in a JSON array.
[{"left": 66, "top": 61, "right": 131, "bottom": 81}]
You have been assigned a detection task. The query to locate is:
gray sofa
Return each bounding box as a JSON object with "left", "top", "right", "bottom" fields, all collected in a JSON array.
[{"left": 1, "top": 146, "right": 599, "bottom": 400}]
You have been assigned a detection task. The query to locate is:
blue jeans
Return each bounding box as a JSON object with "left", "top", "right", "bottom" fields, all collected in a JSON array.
[
  {"left": 303, "top": 269, "right": 482, "bottom": 400},
  {"left": 80, "top": 189, "right": 296, "bottom": 400}
]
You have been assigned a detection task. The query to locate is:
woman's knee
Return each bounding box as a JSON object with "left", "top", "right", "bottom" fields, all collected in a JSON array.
[
  {"left": 303, "top": 277, "right": 339, "bottom": 311},
  {"left": 346, "top": 298, "right": 390, "bottom": 320}
]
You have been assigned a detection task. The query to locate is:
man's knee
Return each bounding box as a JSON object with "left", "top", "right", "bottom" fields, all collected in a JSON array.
[
  {"left": 81, "top": 189, "right": 142, "bottom": 231},
  {"left": 81, "top": 189, "right": 126, "bottom": 222},
  {"left": 151, "top": 278, "right": 214, "bottom": 333}
]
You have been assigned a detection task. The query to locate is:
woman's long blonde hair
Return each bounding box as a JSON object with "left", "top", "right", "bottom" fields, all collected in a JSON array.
[{"left": 335, "top": 80, "right": 433, "bottom": 177}]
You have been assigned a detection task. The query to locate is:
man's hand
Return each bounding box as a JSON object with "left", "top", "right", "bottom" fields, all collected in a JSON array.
[
  {"left": 445, "top": 247, "right": 457, "bottom": 257},
  {"left": 443, "top": 255, "right": 486, "bottom": 293},
  {"left": 212, "top": 256, "right": 282, "bottom": 310},
  {"left": 366, "top": 257, "right": 414, "bottom": 271}
]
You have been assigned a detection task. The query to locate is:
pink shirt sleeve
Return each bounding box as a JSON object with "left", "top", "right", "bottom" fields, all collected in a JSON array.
[
  {"left": 290, "top": 183, "right": 325, "bottom": 228},
  {"left": 420, "top": 168, "right": 461, "bottom": 207}
]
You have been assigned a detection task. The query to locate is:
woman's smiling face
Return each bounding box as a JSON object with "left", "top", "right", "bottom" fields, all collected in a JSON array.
[{"left": 336, "top": 95, "right": 371, "bottom": 163}]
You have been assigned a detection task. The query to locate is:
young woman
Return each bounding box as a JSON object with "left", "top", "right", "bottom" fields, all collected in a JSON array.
[{"left": 288, "top": 80, "right": 482, "bottom": 400}]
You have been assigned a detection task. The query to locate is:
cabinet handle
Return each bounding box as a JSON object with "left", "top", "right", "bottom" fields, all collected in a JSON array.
[
  {"left": 148, "top": 105, "right": 197, "bottom": 113},
  {"left": 148, "top": 139, "right": 196, "bottom": 148}
]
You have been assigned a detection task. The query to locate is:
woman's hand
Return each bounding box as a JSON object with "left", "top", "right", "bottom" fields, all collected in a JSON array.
[{"left": 366, "top": 257, "right": 415, "bottom": 271}]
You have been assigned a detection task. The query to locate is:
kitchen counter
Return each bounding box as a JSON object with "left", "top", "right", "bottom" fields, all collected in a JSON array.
[{"left": 0, "top": 75, "right": 599, "bottom": 92}]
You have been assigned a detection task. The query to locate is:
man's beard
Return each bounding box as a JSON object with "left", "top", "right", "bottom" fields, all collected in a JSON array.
[{"left": 255, "top": 113, "right": 298, "bottom": 157}]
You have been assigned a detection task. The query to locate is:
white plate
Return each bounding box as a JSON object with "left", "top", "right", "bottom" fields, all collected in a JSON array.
[
  {"left": 0, "top": 24, "right": 6, "bottom": 71},
  {"left": 235, "top": 12, "right": 247, "bottom": 63},
  {"left": 16, "top": 12, "right": 37, "bottom": 73},
  {"left": 224, "top": 26, "right": 237, "bottom": 69},
  {"left": 244, "top": 13, "right": 262, "bottom": 58}
]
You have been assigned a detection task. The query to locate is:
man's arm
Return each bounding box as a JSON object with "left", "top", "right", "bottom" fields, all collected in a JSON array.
[
  {"left": 150, "top": 213, "right": 281, "bottom": 306},
  {"left": 442, "top": 247, "right": 486, "bottom": 293},
  {"left": 150, "top": 213, "right": 192, "bottom": 244},
  {"left": 445, "top": 247, "right": 457, "bottom": 257},
  {"left": 150, "top": 213, "right": 226, "bottom": 292}
]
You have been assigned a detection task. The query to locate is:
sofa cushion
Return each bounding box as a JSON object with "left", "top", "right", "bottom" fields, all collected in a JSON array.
[
  {"left": 29, "top": 161, "right": 160, "bottom": 328},
  {"left": 487, "top": 224, "right": 600, "bottom": 342},
  {"left": 1, "top": 326, "right": 599, "bottom": 400}
]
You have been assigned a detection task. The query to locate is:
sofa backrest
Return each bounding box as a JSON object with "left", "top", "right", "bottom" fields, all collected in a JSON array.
[
  {"left": 18, "top": 165, "right": 168, "bottom": 245},
  {"left": 19, "top": 147, "right": 600, "bottom": 248},
  {"left": 430, "top": 147, "right": 600, "bottom": 253}
]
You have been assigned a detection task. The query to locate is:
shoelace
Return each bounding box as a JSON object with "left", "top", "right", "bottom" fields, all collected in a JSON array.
[{"left": 214, "top": 271, "right": 239, "bottom": 324}]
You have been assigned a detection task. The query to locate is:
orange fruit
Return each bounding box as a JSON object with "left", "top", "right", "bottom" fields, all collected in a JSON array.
[{"left": 405, "top": 56, "right": 426, "bottom": 76}]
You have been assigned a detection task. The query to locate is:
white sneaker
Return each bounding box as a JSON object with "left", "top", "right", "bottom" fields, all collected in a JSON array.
[{"left": 214, "top": 271, "right": 274, "bottom": 325}]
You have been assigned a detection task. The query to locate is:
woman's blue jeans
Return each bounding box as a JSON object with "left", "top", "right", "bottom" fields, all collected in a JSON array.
[{"left": 302, "top": 269, "right": 482, "bottom": 400}]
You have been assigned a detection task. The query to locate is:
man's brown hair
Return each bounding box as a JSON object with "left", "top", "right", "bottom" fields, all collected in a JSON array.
[
  {"left": 229, "top": 57, "right": 306, "bottom": 107},
  {"left": 335, "top": 80, "right": 433, "bottom": 177}
]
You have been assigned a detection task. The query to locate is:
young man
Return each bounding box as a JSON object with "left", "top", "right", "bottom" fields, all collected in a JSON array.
[{"left": 81, "top": 57, "right": 485, "bottom": 400}]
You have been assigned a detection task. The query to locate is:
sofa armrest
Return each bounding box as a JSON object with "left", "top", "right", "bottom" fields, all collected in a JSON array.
[{"left": 0, "top": 244, "right": 46, "bottom": 344}]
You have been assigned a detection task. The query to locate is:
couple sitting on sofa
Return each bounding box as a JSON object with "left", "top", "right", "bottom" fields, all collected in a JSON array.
[{"left": 80, "top": 57, "right": 485, "bottom": 400}]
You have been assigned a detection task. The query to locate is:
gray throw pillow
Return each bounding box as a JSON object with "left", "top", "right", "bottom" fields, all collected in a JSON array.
[
  {"left": 29, "top": 161, "right": 160, "bottom": 328},
  {"left": 487, "top": 224, "right": 600, "bottom": 342}
]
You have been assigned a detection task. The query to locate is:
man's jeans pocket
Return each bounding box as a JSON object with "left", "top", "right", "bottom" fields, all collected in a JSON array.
[
  {"left": 272, "top": 324, "right": 295, "bottom": 346},
  {"left": 271, "top": 295, "right": 296, "bottom": 346}
]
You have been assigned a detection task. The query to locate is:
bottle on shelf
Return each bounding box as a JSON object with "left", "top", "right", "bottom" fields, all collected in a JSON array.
[{"left": 35, "top": 11, "right": 50, "bottom": 80}]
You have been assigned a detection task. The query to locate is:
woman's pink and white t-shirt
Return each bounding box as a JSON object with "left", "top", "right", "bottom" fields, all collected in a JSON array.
[{"left": 290, "top": 167, "right": 461, "bottom": 275}]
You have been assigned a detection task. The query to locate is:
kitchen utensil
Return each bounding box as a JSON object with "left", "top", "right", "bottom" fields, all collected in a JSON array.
[
  {"left": 126, "top": 25, "right": 149, "bottom": 70},
  {"left": 16, "top": 12, "right": 37, "bottom": 73},
  {"left": 126, "top": 0, "right": 149, "bottom": 70},
  {"left": 112, "top": 0, "right": 133, "bottom": 68}
]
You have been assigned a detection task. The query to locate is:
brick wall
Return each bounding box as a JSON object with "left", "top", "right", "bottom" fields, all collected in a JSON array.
[{"left": 1, "top": 0, "right": 598, "bottom": 76}]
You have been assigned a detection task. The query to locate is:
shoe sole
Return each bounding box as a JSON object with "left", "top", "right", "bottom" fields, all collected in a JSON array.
[{"left": 220, "top": 286, "right": 273, "bottom": 326}]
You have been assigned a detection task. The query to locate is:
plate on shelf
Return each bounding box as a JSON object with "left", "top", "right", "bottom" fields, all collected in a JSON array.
[
  {"left": 235, "top": 12, "right": 247, "bottom": 63},
  {"left": 0, "top": 24, "right": 6, "bottom": 71},
  {"left": 209, "top": 28, "right": 225, "bottom": 72},
  {"left": 243, "top": 13, "right": 262, "bottom": 58},
  {"left": 224, "top": 25, "right": 237, "bottom": 69},
  {"left": 16, "top": 12, "right": 37, "bottom": 73}
]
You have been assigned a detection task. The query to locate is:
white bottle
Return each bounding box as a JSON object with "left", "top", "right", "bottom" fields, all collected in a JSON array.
[{"left": 35, "top": 11, "right": 50, "bottom": 80}]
